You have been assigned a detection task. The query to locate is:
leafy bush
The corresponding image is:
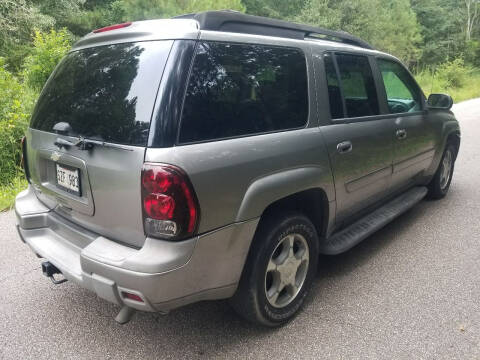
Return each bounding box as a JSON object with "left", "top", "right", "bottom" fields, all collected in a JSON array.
[
  {"left": 0, "top": 28, "right": 71, "bottom": 198},
  {"left": 0, "top": 0, "right": 55, "bottom": 72},
  {"left": 22, "top": 28, "right": 71, "bottom": 90},
  {"left": 435, "top": 58, "right": 470, "bottom": 88},
  {"left": 465, "top": 40, "right": 480, "bottom": 67},
  {"left": 416, "top": 62, "right": 480, "bottom": 103},
  {"left": 0, "top": 62, "right": 35, "bottom": 185},
  {"left": 0, "top": 177, "right": 28, "bottom": 211}
]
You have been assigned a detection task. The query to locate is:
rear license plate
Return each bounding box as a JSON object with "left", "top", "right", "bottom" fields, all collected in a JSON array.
[{"left": 55, "top": 164, "right": 81, "bottom": 196}]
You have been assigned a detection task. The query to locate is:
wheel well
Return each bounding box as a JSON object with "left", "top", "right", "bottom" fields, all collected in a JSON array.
[
  {"left": 259, "top": 188, "right": 329, "bottom": 239},
  {"left": 447, "top": 131, "right": 460, "bottom": 159}
]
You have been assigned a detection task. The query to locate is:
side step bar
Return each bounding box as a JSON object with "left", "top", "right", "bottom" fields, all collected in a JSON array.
[{"left": 320, "top": 186, "right": 428, "bottom": 255}]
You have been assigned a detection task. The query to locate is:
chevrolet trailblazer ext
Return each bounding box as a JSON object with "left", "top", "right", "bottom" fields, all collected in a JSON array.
[{"left": 15, "top": 11, "right": 460, "bottom": 326}]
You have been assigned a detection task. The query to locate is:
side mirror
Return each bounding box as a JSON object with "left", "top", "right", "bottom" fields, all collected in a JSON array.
[{"left": 427, "top": 93, "right": 453, "bottom": 110}]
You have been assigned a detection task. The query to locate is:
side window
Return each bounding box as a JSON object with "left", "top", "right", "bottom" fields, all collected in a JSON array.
[
  {"left": 377, "top": 59, "right": 422, "bottom": 113},
  {"left": 324, "top": 53, "right": 344, "bottom": 119},
  {"left": 336, "top": 54, "right": 379, "bottom": 118},
  {"left": 178, "top": 42, "right": 309, "bottom": 144}
]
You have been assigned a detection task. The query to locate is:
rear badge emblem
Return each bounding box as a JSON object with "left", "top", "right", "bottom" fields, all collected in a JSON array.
[{"left": 51, "top": 151, "right": 61, "bottom": 162}]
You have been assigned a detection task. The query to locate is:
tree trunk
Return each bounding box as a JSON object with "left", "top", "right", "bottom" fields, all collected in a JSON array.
[{"left": 465, "top": 0, "right": 479, "bottom": 41}]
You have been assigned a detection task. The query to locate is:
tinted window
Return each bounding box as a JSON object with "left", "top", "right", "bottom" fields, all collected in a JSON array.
[
  {"left": 377, "top": 59, "right": 422, "bottom": 113},
  {"left": 30, "top": 41, "right": 173, "bottom": 146},
  {"left": 324, "top": 53, "right": 344, "bottom": 119},
  {"left": 336, "top": 54, "right": 379, "bottom": 118},
  {"left": 179, "top": 42, "right": 308, "bottom": 143}
]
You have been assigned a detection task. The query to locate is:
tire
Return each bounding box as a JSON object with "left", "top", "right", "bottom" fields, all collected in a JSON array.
[
  {"left": 427, "top": 143, "right": 456, "bottom": 200},
  {"left": 230, "top": 212, "right": 319, "bottom": 327}
]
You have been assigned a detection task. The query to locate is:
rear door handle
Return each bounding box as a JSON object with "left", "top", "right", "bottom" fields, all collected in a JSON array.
[
  {"left": 337, "top": 141, "right": 353, "bottom": 154},
  {"left": 396, "top": 129, "right": 407, "bottom": 139}
]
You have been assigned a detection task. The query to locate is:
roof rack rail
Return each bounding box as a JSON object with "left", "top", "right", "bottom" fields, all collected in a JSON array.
[{"left": 174, "top": 10, "right": 374, "bottom": 50}]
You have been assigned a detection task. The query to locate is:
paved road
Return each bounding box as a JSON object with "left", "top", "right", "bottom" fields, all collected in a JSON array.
[{"left": 1, "top": 100, "right": 479, "bottom": 360}]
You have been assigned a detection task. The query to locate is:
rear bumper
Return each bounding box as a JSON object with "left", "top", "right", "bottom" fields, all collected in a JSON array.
[{"left": 15, "top": 186, "right": 259, "bottom": 312}]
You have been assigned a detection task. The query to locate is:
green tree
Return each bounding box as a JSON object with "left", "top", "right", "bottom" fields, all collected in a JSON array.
[
  {"left": 464, "top": 0, "right": 479, "bottom": 41},
  {"left": 110, "top": 0, "right": 245, "bottom": 22},
  {"left": 375, "top": 0, "right": 423, "bottom": 66},
  {"left": 35, "top": 0, "right": 85, "bottom": 26},
  {"left": 242, "top": 0, "right": 305, "bottom": 19},
  {"left": 22, "top": 29, "right": 72, "bottom": 90},
  {"left": 412, "top": 0, "right": 464, "bottom": 66},
  {"left": 296, "top": 0, "right": 422, "bottom": 65},
  {"left": 0, "top": 0, "right": 54, "bottom": 72}
]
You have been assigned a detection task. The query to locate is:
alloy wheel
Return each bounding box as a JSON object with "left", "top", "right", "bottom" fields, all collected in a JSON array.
[{"left": 264, "top": 233, "right": 310, "bottom": 308}]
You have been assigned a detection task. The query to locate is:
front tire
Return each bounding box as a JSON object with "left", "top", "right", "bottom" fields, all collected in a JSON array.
[
  {"left": 427, "top": 143, "right": 456, "bottom": 199},
  {"left": 230, "top": 212, "right": 319, "bottom": 327}
]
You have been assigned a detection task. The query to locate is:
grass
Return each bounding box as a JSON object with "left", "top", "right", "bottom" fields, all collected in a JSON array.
[
  {"left": 416, "top": 69, "right": 480, "bottom": 103},
  {"left": 0, "top": 176, "right": 27, "bottom": 211}
]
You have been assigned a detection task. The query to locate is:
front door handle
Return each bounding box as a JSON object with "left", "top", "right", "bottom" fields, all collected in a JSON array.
[
  {"left": 396, "top": 129, "right": 407, "bottom": 140},
  {"left": 337, "top": 141, "right": 353, "bottom": 154}
]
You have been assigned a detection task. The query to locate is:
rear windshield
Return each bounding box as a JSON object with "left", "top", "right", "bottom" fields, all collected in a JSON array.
[{"left": 30, "top": 41, "right": 173, "bottom": 146}]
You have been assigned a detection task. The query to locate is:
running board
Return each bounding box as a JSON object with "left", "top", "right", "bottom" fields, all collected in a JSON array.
[{"left": 320, "top": 186, "right": 428, "bottom": 255}]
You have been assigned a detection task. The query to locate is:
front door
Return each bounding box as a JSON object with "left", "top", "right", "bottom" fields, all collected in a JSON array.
[
  {"left": 318, "top": 53, "right": 395, "bottom": 225},
  {"left": 375, "top": 58, "right": 436, "bottom": 190}
]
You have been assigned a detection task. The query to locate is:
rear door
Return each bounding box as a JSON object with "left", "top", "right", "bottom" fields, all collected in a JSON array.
[
  {"left": 26, "top": 40, "right": 174, "bottom": 248},
  {"left": 317, "top": 52, "right": 395, "bottom": 224},
  {"left": 375, "top": 58, "right": 436, "bottom": 190}
]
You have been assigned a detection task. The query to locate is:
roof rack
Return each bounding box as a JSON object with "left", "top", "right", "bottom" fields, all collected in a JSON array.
[{"left": 174, "top": 10, "right": 374, "bottom": 50}]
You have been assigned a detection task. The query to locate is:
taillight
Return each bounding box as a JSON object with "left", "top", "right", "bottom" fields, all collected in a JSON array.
[
  {"left": 141, "top": 163, "right": 199, "bottom": 240},
  {"left": 93, "top": 22, "right": 132, "bottom": 33}
]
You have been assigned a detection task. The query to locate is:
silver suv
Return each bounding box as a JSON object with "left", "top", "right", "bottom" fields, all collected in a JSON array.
[{"left": 15, "top": 11, "right": 460, "bottom": 326}]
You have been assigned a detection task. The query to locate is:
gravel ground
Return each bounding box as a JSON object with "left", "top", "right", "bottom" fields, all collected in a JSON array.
[{"left": 0, "top": 99, "right": 479, "bottom": 359}]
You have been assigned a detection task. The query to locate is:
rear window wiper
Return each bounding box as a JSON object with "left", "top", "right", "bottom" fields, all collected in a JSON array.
[{"left": 54, "top": 136, "right": 133, "bottom": 151}]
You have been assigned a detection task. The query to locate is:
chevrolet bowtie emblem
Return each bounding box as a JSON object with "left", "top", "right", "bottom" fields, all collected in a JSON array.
[{"left": 50, "top": 151, "right": 62, "bottom": 162}]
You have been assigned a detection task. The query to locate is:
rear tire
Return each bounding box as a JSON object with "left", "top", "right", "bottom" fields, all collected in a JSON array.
[
  {"left": 230, "top": 212, "right": 319, "bottom": 327},
  {"left": 427, "top": 143, "right": 456, "bottom": 200}
]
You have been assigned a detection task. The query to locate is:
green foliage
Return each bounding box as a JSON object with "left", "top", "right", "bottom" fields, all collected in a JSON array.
[
  {"left": 375, "top": 0, "right": 423, "bottom": 66},
  {"left": 0, "top": 0, "right": 55, "bottom": 72},
  {"left": 0, "top": 177, "right": 28, "bottom": 211},
  {"left": 436, "top": 58, "right": 470, "bottom": 88},
  {"left": 37, "top": 0, "right": 85, "bottom": 28},
  {"left": 0, "top": 63, "right": 35, "bottom": 186},
  {"left": 111, "top": 0, "right": 245, "bottom": 22},
  {"left": 243, "top": 0, "right": 305, "bottom": 19},
  {"left": 415, "top": 60, "right": 480, "bottom": 103},
  {"left": 183, "top": 0, "right": 245, "bottom": 13},
  {"left": 465, "top": 40, "right": 480, "bottom": 66},
  {"left": 296, "top": 0, "right": 422, "bottom": 65},
  {"left": 22, "top": 29, "right": 72, "bottom": 91},
  {"left": 412, "top": 0, "right": 464, "bottom": 66}
]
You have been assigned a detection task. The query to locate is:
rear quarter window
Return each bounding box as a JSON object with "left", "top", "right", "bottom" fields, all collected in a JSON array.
[{"left": 178, "top": 42, "right": 309, "bottom": 144}]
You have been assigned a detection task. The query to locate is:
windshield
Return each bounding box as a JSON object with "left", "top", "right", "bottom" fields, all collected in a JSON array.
[{"left": 30, "top": 40, "right": 173, "bottom": 146}]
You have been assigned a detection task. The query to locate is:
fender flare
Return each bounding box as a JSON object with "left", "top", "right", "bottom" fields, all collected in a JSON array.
[{"left": 235, "top": 166, "right": 335, "bottom": 223}]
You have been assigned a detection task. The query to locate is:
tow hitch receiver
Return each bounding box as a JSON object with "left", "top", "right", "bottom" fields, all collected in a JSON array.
[{"left": 41, "top": 261, "right": 68, "bottom": 285}]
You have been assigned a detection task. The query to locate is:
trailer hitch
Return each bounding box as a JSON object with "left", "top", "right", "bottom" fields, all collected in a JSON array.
[{"left": 41, "top": 261, "right": 68, "bottom": 285}]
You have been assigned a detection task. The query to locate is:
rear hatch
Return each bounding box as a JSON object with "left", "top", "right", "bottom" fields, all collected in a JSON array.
[{"left": 26, "top": 40, "right": 174, "bottom": 248}]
